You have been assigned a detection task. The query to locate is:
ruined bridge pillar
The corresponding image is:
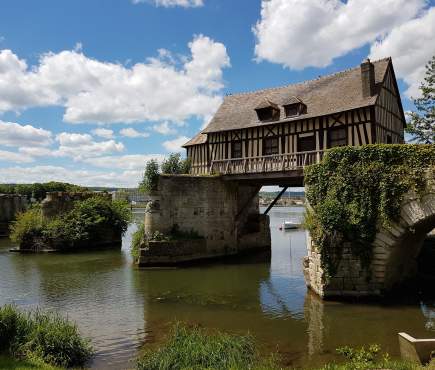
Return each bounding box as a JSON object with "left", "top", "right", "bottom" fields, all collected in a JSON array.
[
  {"left": 0, "top": 194, "right": 27, "bottom": 236},
  {"left": 142, "top": 175, "right": 270, "bottom": 265},
  {"left": 304, "top": 170, "right": 435, "bottom": 298}
]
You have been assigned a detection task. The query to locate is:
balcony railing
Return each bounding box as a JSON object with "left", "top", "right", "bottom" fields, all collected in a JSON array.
[{"left": 210, "top": 150, "right": 324, "bottom": 175}]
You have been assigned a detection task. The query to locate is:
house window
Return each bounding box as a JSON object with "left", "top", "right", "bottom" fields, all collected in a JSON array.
[
  {"left": 329, "top": 127, "right": 347, "bottom": 147},
  {"left": 256, "top": 107, "right": 279, "bottom": 122},
  {"left": 386, "top": 134, "right": 392, "bottom": 144},
  {"left": 285, "top": 104, "right": 299, "bottom": 117},
  {"left": 263, "top": 137, "right": 279, "bottom": 155},
  {"left": 231, "top": 141, "right": 242, "bottom": 158},
  {"left": 298, "top": 135, "right": 316, "bottom": 152}
]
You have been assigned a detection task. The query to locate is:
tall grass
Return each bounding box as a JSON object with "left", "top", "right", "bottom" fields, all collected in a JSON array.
[
  {"left": 137, "top": 323, "right": 261, "bottom": 370},
  {"left": 0, "top": 305, "right": 93, "bottom": 368}
]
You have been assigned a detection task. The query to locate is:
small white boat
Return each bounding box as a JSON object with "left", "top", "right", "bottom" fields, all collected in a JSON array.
[{"left": 280, "top": 221, "right": 299, "bottom": 230}]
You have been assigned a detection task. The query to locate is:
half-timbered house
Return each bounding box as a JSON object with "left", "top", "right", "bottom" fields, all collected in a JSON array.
[{"left": 183, "top": 57, "right": 405, "bottom": 175}]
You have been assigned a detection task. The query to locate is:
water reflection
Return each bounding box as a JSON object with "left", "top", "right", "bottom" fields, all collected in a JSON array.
[{"left": 0, "top": 208, "right": 434, "bottom": 369}]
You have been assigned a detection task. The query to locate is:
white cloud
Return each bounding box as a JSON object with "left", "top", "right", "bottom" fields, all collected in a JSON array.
[
  {"left": 0, "top": 35, "right": 229, "bottom": 125},
  {"left": 0, "top": 165, "right": 143, "bottom": 187},
  {"left": 55, "top": 132, "right": 124, "bottom": 159},
  {"left": 162, "top": 136, "right": 189, "bottom": 152},
  {"left": 253, "top": 0, "right": 426, "bottom": 70},
  {"left": 92, "top": 128, "right": 114, "bottom": 139},
  {"left": 83, "top": 154, "right": 166, "bottom": 170},
  {"left": 18, "top": 147, "right": 53, "bottom": 157},
  {"left": 0, "top": 120, "right": 52, "bottom": 148},
  {"left": 133, "top": 0, "right": 203, "bottom": 8},
  {"left": 0, "top": 149, "right": 34, "bottom": 163},
  {"left": 152, "top": 121, "right": 176, "bottom": 135},
  {"left": 119, "top": 127, "right": 150, "bottom": 138},
  {"left": 369, "top": 7, "right": 435, "bottom": 98}
]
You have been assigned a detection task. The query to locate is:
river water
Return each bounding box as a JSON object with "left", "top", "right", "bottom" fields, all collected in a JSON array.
[{"left": 0, "top": 207, "right": 434, "bottom": 369}]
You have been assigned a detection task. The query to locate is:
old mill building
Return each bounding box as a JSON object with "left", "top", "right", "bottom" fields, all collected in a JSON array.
[{"left": 183, "top": 57, "right": 406, "bottom": 176}]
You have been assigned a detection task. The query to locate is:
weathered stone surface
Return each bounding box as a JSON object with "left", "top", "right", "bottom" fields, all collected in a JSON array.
[
  {"left": 0, "top": 194, "right": 27, "bottom": 236},
  {"left": 305, "top": 171, "right": 435, "bottom": 298},
  {"left": 139, "top": 175, "right": 270, "bottom": 266}
]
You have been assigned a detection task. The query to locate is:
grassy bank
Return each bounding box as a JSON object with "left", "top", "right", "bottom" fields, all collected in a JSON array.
[
  {"left": 0, "top": 355, "right": 62, "bottom": 370},
  {"left": 0, "top": 305, "right": 93, "bottom": 369},
  {"left": 137, "top": 323, "right": 434, "bottom": 370}
]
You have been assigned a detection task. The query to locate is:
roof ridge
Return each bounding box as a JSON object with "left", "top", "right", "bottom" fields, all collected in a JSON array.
[{"left": 225, "top": 57, "right": 391, "bottom": 98}]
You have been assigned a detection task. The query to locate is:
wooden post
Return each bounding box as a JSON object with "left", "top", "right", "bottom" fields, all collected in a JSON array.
[{"left": 264, "top": 186, "right": 288, "bottom": 215}]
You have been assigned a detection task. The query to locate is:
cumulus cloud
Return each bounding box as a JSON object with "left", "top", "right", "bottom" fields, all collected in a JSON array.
[
  {"left": 152, "top": 121, "right": 176, "bottom": 135},
  {"left": 55, "top": 132, "right": 124, "bottom": 159},
  {"left": 119, "top": 127, "right": 150, "bottom": 138},
  {"left": 132, "top": 0, "right": 203, "bottom": 7},
  {"left": 0, "top": 165, "right": 144, "bottom": 187},
  {"left": 162, "top": 136, "right": 189, "bottom": 152},
  {"left": 0, "top": 149, "right": 34, "bottom": 163},
  {"left": 369, "top": 7, "right": 435, "bottom": 98},
  {"left": 253, "top": 0, "right": 425, "bottom": 69},
  {"left": 92, "top": 128, "right": 114, "bottom": 139},
  {"left": 83, "top": 154, "right": 166, "bottom": 170},
  {"left": 0, "top": 120, "right": 52, "bottom": 147},
  {"left": 253, "top": 0, "right": 434, "bottom": 97},
  {"left": 0, "top": 35, "right": 230, "bottom": 124}
]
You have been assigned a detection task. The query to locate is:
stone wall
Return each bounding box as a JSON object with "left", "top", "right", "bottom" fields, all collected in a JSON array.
[
  {"left": 0, "top": 194, "right": 27, "bottom": 236},
  {"left": 41, "top": 192, "right": 112, "bottom": 220},
  {"left": 304, "top": 170, "right": 435, "bottom": 298},
  {"left": 140, "top": 175, "right": 270, "bottom": 266}
]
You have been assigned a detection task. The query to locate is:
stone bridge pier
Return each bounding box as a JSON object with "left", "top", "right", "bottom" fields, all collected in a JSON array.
[
  {"left": 140, "top": 175, "right": 271, "bottom": 265},
  {"left": 304, "top": 171, "right": 435, "bottom": 298},
  {"left": 0, "top": 194, "right": 27, "bottom": 236}
]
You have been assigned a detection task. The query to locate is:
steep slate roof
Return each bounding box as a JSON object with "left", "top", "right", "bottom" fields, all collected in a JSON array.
[
  {"left": 202, "top": 58, "right": 391, "bottom": 134},
  {"left": 255, "top": 98, "right": 280, "bottom": 110}
]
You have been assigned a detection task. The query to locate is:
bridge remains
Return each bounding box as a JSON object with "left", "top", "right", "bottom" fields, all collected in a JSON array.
[
  {"left": 139, "top": 175, "right": 270, "bottom": 266},
  {"left": 0, "top": 194, "right": 27, "bottom": 236},
  {"left": 304, "top": 167, "right": 435, "bottom": 298}
]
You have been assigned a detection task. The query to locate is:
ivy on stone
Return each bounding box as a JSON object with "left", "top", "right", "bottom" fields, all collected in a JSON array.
[{"left": 304, "top": 144, "right": 435, "bottom": 277}]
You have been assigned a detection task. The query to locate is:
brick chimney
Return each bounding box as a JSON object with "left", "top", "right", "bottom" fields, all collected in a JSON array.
[{"left": 361, "top": 58, "right": 375, "bottom": 97}]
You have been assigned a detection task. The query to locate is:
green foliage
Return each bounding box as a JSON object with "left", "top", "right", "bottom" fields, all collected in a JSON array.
[
  {"left": 407, "top": 56, "right": 435, "bottom": 144},
  {"left": 139, "top": 159, "right": 160, "bottom": 194},
  {"left": 10, "top": 197, "right": 131, "bottom": 250},
  {"left": 9, "top": 208, "right": 43, "bottom": 245},
  {"left": 131, "top": 223, "right": 146, "bottom": 259},
  {"left": 161, "top": 153, "right": 191, "bottom": 175},
  {"left": 304, "top": 144, "right": 435, "bottom": 276},
  {"left": 0, "top": 355, "right": 62, "bottom": 370},
  {"left": 317, "top": 345, "right": 432, "bottom": 370},
  {"left": 0, "top": 305, "right": 93, "bottom": 368},
  {"left": 0, "top": 182, "right": 87, "bottom": 201},
  {"left": 137, "top": 323, "right": 257, "bottom": 370}
]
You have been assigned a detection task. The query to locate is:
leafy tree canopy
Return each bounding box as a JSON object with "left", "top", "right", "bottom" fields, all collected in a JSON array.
[{"left": 406, "top": 55, "right": 435, "bottom": 144}]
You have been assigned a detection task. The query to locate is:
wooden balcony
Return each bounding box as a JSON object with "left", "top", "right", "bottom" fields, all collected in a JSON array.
[{"left": 210, "top": 150, "right": 324, "bottom": 175}]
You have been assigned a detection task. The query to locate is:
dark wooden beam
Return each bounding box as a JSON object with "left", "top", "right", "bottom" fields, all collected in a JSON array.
[{"left": 264, "top": 186, "right": 288, "bottom": 215}]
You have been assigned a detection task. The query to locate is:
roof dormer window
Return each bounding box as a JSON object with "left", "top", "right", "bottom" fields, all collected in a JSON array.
[
  {"left": 255, "top": 99, "right": 280, "bottom": 122},
  {"left": 283, "top": 96, "right": 306, "bottom": 118}
]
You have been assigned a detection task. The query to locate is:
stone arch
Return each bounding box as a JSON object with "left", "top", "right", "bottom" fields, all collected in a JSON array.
[
  {"left": 305, "top": 170, "right": 435, "bottom": 298},
  {"left": 372, "top": 190, "right": 435, "bottom": 293}
]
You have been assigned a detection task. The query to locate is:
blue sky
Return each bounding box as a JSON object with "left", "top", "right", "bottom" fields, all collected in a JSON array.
[{"left": 0, "top": 0, "right": 434, "bottom": 187}]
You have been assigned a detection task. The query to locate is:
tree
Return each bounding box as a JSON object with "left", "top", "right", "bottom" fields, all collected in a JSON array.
[
  {"left": 406, "top": 56, "right": 435, "bottom": 144},
  {"left": 161, "top": 153, "right": 191, "bottom": 174},
  {"left": 139, "top": 159, "right": 160, "bottom": 193}
]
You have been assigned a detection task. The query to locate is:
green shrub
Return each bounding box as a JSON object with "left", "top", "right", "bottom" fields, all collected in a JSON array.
[
  {"left": 0, "top": 305, "right": 92, "bottom": 368},
  {"left": 23, "top": 310, "right": 92, "bottom": 368},
  {"left": 139, "top": 159, "right": 160, "bottom": 194},
  {"left": 137, "top": 323, "right": 257, "bottom": 370},
  {"left": 316, "top": 345, "right": 432, "bottom": 370},
  {"left": 10, "top": 196, "right": 131, "bottom": 250},
  {"left": 9, "top": 208, "right": 43, "bottom": 245},
  {"left": 161, "top": 153, "right": 191, "bottom": 175},
  {"left": 131, "top": 223, "right": 146, "bottom": 259},
  {"left": 304, "top": 144, "right": 435, "bottom": 277}
]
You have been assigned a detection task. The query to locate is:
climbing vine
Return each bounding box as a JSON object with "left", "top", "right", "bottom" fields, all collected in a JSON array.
[{"left": 304, "top": 144, "right": 435, "bottom": 277}]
